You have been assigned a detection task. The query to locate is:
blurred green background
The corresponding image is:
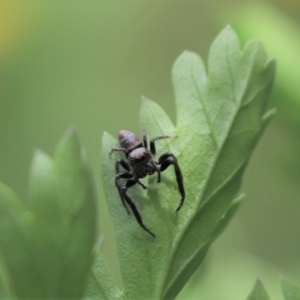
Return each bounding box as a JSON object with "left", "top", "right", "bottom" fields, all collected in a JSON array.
[{"left": 0, "top": 1, "right": 300, "bottom": 299}]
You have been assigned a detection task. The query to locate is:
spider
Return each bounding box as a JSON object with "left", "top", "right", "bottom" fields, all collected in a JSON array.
[{"left": 109, "top": 128, "right": 185, "bottom": 237}]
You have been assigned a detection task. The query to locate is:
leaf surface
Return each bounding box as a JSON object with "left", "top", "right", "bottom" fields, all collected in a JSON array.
[
  {"left": 281, "top": 278, "right": 300, "bottom": 300},
  {"left": 84, "top": 250, "right": 122, "bottom": 300},
  {"left": 101, "top": 26, "right": 275, "bottom": 299}
]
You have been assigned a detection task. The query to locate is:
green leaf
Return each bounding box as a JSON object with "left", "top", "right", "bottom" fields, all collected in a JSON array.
[
  {"left": 0, "top": 128, "right": 97, "bottom": 299},
  {"left": 281, "top": 278, "right": 300, "bottom": 300},
  {"left": 84, "top": 249, "right": 122, "bottom": 300},
  {"left": 0, "top": 183, "right": 32, "bottom": 298},
  {"left": 233, "top": 3, "right": 300, "bottom": 128},
  {"left": 101, "top": 25, "right": 275, "bottom": 299},
  {"left": 246, "top": 278, "right": 271, "bottom": 300}
]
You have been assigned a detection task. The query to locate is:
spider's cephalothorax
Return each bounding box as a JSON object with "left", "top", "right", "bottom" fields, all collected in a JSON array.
[{"left": 109, "top": 128, "right": 185, "bottom": 237}]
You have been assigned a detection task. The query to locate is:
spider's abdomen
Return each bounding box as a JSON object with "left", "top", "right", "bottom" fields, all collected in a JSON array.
[{"left": 118, "top": 130, "right": 141, "bottom": 150}]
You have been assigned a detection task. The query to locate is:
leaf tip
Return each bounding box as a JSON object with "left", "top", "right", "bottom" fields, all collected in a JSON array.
[
  {"left": 31, "top": 149, "right": 52, "bottom": 167},
  {"left": 29, "top": 149, "right": 54, "bottom": 196},
  {"left": 102, "top": 131, "right": 117, "bottom": 152},
  {"left": 102, "top": 130, "right": 113, "bottom": 141},
  {"left": 220, "top": 24, "right": 238, "bottom": 39},
  {"left": 254, "top": 277, "right": 262, "bottom": 284},
  {"left": 62, "top": 125, "right": 80, "bottom": 144},
  {"left": 140, "top": 95, "right": 157, "bottom": 113},
  {"left": 173, "top": 50, "right": 202, "bottom": 70},
  {"left": 68, "top": 124, "right": 77, "bottom": 134},
  {"left": 247, "top": 278, "right": 270, "bottom": 300},
  {"left": 178, "top": 50, "right": 197, "bottom": 57},
  {"left": 224, "top": 23, "right": 234, "bottom": 32},
  {"left": 54, "top": 126, "right": 82, "bottom": 161},
  {"left": 32, "top": 148, "right": 44, "bottom": 158},
  {"left": 141, "top": 95, "right": 153, "bottom": 104},
  {"left": 141, "top": 95, "right": 158, "bottom": 113}
]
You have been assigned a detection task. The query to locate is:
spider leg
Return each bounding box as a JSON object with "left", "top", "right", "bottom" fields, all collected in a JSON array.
[
  {"left": 115, "top": 159, "right": 130, "bottom": 173},
  {"left": 156, "top": 168, "right": 161, "bottom": 183},
  {"left": 137, "top": 180, "right": 147, "bottom": 189},
  {"left": 120, "top": 179, "right": 155, "bottom": 237},
  {"left": 158, "top": 152, "right": 185, "bottom": 211},
  {"left": 141, "top": 126, "right": 148, "bottom": 149},
  {"left": 150, "top": 135, "right": 172, "bottom": 157},
  {"left": 115, "top": 171, "right": 133, "bottom": 214},
  {"left": 109, "top": 147, "right": 127, "bottom": 156},
  {"left": 114, "top": 159, "right": 133, "bottom": 213}
]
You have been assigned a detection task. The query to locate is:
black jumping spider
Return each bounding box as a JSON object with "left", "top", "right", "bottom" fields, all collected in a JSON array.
[{"left": 109, "top": 128, "right": 185, "bottom": 237}]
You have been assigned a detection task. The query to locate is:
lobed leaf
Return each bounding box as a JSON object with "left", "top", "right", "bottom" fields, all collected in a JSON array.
[{"left": 101, "top": 25, "right": 275, "bottom": 299}]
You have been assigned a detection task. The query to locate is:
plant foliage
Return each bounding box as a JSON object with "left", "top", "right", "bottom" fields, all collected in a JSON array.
[
  {"left": 0, "top": 25, "right": 276, "bottom": 299},
  {"left": 247, "top": 279, "right": 271, "bottom": 300},
  {"left": 246, "top": 278, "right": 300, "bottom": 300},
  {"left": 281, "top": 278, "right": 300, "bottom": 300},
  {"left": 0, "top": 128, "right": 97, "bottom": 299},
  {"left": 98, "top": 25, "right": 275, "bottom": 299}
]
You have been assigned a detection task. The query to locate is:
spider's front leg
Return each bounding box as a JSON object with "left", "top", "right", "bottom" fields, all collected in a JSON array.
[
  {"left": 115, "top": 170, "right": 133, "bottom": 215},
  {"left": 120, "top": 179, "right": 155, "bottom": 237},
  {"left": 150, "top": 135, "right": 172, "bottom": 157},
  {"left": 158, "top": 152, "right": 185, "bottom": 211}
]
